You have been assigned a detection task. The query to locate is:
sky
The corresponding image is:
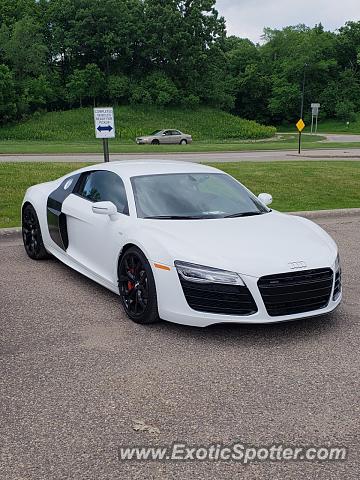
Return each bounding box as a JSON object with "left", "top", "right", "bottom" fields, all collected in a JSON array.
[{"left": 216, "top": 0, "right": 359, "bottom": 43}]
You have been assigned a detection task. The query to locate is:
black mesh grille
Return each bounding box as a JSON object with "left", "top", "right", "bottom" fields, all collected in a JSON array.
[
  {"left": 258, "top": 268, "right": 333, "bottom": 317},
  {"left": 333, "top": 270, "right": 342, "bottom": 300},
  {"left": 179, "top": 279, "right": 258, "bottom": 315}
]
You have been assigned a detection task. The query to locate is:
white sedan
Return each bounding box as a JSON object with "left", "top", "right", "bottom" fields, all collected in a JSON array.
[
  {"left": 136, "top": 129, "right": 192, "bottom": 145},
  {"left": 22, "top": 160, "right": 342, "bottom": 327}
]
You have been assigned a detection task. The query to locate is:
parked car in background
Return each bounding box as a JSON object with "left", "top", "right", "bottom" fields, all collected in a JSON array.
[{"left": 136, "top": 129, "right": 192, "bottom": 145}]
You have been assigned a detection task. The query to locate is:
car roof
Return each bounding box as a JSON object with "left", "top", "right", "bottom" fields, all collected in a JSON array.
[
  {"left": 70, "top": 160, "right": 221, "bottom": 179},
  {"left": 150, "top": 129, "right": 181, "bottom": 134}
]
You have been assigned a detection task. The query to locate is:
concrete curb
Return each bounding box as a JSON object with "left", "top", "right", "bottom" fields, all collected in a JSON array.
[
  {"left": 288, "top": 208, "right": 360, "bottom": 219},
  {"left": 1, "top": 208, "right": 359, "bottom": 236},
  {"left": 1, "top": 146, "right": 360, "bottom": 158},
  {"left": 0, "top": 227, "right": 21, "bottom": 236}
]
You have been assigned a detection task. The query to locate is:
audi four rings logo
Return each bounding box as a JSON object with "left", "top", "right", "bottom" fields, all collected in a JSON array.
[{"left": 289, "top": 261, "right": 307, "bottom": 269}]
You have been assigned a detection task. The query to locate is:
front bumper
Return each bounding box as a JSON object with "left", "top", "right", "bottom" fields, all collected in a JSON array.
[{"left": 152, "top": 265, "right": 342, "bottom": 327}]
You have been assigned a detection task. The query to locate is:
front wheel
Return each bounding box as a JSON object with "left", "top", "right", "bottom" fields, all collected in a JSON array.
[
  {"left": 118, "top": 247, "right": 159, "bottom": 324},
  {"left": 151, "top": 139, "right": 160, "bottom": 145},
  {"left": 180, "top": 139, "right": 188, "bottom": 145},
  {"left": 22, "top": 204, "right": 51, "bottom": 260}
]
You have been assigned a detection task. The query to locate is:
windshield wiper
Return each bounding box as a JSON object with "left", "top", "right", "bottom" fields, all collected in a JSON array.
[
  {"left": 224, "top": 212, "right": 264, "bottom": 218},
  {"left": 144, "top": 215, "right": 204, "bottom": 220}
]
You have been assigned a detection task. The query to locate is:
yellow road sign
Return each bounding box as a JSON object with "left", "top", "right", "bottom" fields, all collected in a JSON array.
[{"left": 296, "top": 119, "right": 305, "bottom": 132}]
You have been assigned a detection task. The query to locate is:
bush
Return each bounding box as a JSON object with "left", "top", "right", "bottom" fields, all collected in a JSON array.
[
  {"left": 130, "top": 72, "right": 179, "bottom": 107},
  {"left": 22, "top": 75, "right": 54, "bottom": 111},
  {"left": 181, "top": 94, "right": 201, "bottom": 109},
  {"left": 335, "top": 100, "right": 357, "bottom": 122},
  {"left": 107, "top": 75, "right": 130, "bottom": 104}
]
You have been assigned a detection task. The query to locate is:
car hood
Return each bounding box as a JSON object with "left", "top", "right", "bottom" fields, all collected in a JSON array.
[{"left": 141, "top": 211, "right": 337, "bottom": 277}]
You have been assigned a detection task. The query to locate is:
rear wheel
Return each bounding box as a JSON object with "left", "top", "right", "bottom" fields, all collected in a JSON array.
[
  {"left": 118, "top": 247, "right": 159, "bottom": 324},
  {"left": 151, "top": 139, "right": 160, "bottom": 145},
  {"left": 180, "top": 139, "right": 187, "bottom": 145},
  {"left": 22, "top": 204, "right": 51, "bottom": 260}
]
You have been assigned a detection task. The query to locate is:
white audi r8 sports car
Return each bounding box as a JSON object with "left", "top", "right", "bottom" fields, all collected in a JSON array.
[{"left": 22, "top": 160, "right": 342, "bottom": 327}]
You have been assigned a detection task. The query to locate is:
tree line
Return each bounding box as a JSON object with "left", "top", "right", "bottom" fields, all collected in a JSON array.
[{"left": 0, "top": 0, "right": 360, "bottom": 125}]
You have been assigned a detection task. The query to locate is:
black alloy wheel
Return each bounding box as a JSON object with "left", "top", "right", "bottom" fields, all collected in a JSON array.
[
  {"left": 151, "top": 139, "right": 160, "bottom": 145},
  {"left": 22, "top": 204, "right": 50, "bottom": 260},
  {"left": 118, "top": 247, "right": 159, "bottom": 324}
]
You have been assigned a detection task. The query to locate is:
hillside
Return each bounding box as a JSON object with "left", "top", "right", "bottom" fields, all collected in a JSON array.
[{"left": 0, "top": 107, "right": 276, "bottom": 143}]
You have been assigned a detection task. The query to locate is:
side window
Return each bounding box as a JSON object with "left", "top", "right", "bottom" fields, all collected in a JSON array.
[
  {"left": 164, "top": 130, "right": 172, "bottom": 136},
  {"left": 77, "top": 171, "right": 129, "bottom": 215},
  {"left": 172, "top": 130, "right": 181, "bottom": 135}
]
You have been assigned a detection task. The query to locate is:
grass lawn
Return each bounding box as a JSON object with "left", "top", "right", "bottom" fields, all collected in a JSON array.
[
  {"left": 2, "top": 134, "right": 360, "bottom": 154},
  {"left": 1, "top": 107, "right": 360, "bottom": 154},
  {"left": 1, "top": 161, "right": 359, "bottom": 228},
  {"left": 279, "top": 116, "right": 360, "bottom": 134}
]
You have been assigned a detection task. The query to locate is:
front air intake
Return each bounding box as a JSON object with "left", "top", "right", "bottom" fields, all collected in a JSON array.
[
  {"left": 179, "top": 279, "right": 258, "bottom": 315},
  {"left": 258, "top": 268, "right": 333, "bottom": 317}
]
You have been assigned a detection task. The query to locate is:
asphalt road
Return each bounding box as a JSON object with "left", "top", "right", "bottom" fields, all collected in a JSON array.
[
  {"left": 321, "top": 134, "right": 360, "bottom": 142},
  {"left": 1, "top": 148, "right": 360, "bottom": 164},
  {"left": 0, "top": 214, "right": 359, "bottom": 479}
]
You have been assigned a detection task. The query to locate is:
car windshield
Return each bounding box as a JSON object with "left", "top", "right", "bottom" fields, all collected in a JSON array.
[
  {"left": 131, "top": 173, "right": 269, "bottom": 219},
  {"left": 150, "top": 130, "right": 162, "bottom": 136}
]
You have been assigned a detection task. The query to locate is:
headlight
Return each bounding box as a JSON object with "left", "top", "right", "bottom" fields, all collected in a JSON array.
[
  {"left": 334, "top": 253, "right": 340, "bottom": 272},
  {"left": 175, "top": 261, "right": 245, "bottom": 286}
]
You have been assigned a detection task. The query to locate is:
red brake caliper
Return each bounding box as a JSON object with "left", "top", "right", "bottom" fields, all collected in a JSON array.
[{"left": 127, "top": 269, "right": 134, "bottom": 291}]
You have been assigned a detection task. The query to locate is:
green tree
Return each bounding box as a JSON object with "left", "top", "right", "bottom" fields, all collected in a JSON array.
[
  {"left": 335, "top": 100, "right": 356, "bottom": 122},
  {"left": 225, "top": 37, "right": 270, "bottom": 121},
  {"left": 145, "top": 72, "right": 179, "bottom": 106},
  {"left": 1, "top": 0, "right": 360, "bottom": 123},
  {"left": 4, "top": 16, "right": 48, "bottom": 80},
  {"left": 22, "top": 75, "right": 54, "bottom": 111},
  {"left": 83, "top": 64, "right": 104, "bottom": 106},
  {"left": 260, "top": 25, "right": 338, "bottom": 122},
  {"left": 66, "top": 64, "right": 104, "bottom": 106},
  {"left": 141, "top": 0, "right": 226, "bottom": 103},
  {"left": 107, "top": 75, "right": 130, "bottom": 105},
  {"left": 66, "top": 69, "right": 87, "bottom": 107},
  {"left": 46, "top": 0, "right": 143, "bottom": 74},
  {"left": 337, "top": 21, "right": 360, "bottom": 70},
  {"left": 0, "top": 0, "right": 38, "bottom": 27},
  {"left": 0, "top": 65, "right": 17, "bottom": 123}
]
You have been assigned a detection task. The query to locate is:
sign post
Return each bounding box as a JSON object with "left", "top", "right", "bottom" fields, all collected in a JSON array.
[
  {"left": 297, "top": 64, "right": 307, "bottom": 155},
  {"left": 94, "top": 107, "right": 115, "bottom": 162},
  {"left": 311, "top": 103, "right": 320, "bottom": 134},
  {"left": 296, "top": 118, "right": 305, "bottom": 154}
]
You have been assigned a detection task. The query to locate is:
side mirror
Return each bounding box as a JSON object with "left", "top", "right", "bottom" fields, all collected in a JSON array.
[
  {"left": 92, "top": 201, "right": 118, "bottom": 220},
  {"left": 258, "top": 193, "right": 273, "bottom": 206}
]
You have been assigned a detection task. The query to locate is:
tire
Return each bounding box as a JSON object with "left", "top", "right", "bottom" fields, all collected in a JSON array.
[
  {"left": 151, "top": 139, "right": 160, "bottom": 145},
  {"left": 180, "top": 139, "right": 188, "bottom": 145},
  {"left": 22, "top": 204, "right": 51, "bottom": 260},
  {"left": 118, "top": 246, "right": 159, "bottom": 324}
]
